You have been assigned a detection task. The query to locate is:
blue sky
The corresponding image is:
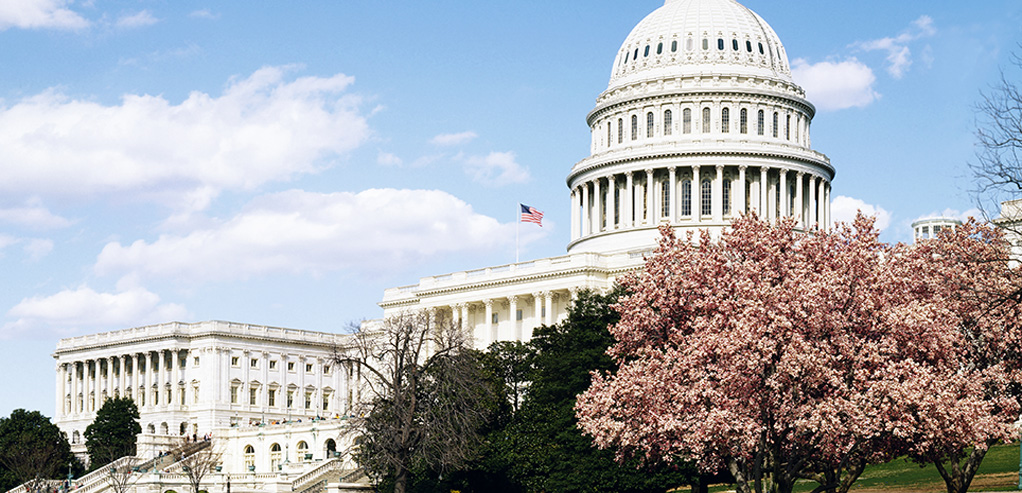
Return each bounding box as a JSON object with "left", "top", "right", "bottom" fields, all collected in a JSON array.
[{"left": 0, "top": 0, "right": 1020, "bottom": 417}]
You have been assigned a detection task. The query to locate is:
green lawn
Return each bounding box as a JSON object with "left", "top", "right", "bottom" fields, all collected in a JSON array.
[{"left": 706, "top": 444, "right": 1022, "bottom": 493}]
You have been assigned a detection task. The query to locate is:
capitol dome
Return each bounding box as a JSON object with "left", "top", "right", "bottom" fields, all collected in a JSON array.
[
  {"left": 566, "top": 0, "right": 834, "bottom": 255},
  {"left": 609, "top": 0, "right": 792, "bottom": 92}
]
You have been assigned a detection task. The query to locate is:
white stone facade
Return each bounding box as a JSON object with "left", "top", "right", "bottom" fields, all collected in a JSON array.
[
  {"left": 54, "top": 321, "right": 359, "bottom": 457},
  {"left": 912, "top": 217, "right": 963, "bottom": 243}
]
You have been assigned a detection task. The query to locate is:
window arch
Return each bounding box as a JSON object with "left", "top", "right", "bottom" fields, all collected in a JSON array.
[
  {"left": 672, "top": 40, "right": 678, "bottom": 52},
  {"left": 701, "top": 179, "right": 712, "bottom": 216},
  {"left": 717, "top": 39, "right": 725, "bottom": 51},
  {"left": 746, "top": 40, "right": 753, "bottom": 52},
  {"left": 607, "top": 122, "right": 611, "bottom": 147},
  {"left": 702, "top": 108, "right": 711, "bottom": 133},
  {"left": 723, "top": 178, "right": 732, "bottom": 215},
  {"left": 681, "top": 180, "right": 692, "bottom": 216},
  {"left": 664, "top": 110, "right": 673, "bottom": 136},
  {"left": 244, "top": 445, "right": 255, "bottom": 470},
  {"left": 644, "top": 45, "right": 650, "bottom": 57},
  {"left": 270, "top": 443, "right": 282, "bottom": 470},
  {"left": 683, "top": 108, "right": 692, "bottom": 134},
  {"left": 757, "top": 110, "right": 765, "bottom": 136},
  {"left": 772, "top": 112, "right": 779, "bottom": 138},
  {"left": 721, "top": 108, "right": 730, "bottom": 133},
  {"left": 631, "top": 115, "right": 638, "bottom": 140},
  {"left": 647, "top": 112, "right": 654, "bottom": 138},
  {"left": 740, "top": 109, "right": 748, "bottom": 134},
  {"left": 732, "top": 39, "right": 739, "bottom": 51},
  {"left": 657, "top": 43, "right": 663, "bottom": 55},
  {"left": 702, "top": 38, "right": 709, "bottom": 51},
  {"left": 297, "top": 441, "right": 310, "bottom": 462},
  {"left": 786, "top": 114, "right": 791, "bottom": 140},
  {"left": 617, "top": 118, "right": 623, "bottom": 144},
  {"left": 661, "top": 179, "right": 670, "bottom": 219}
]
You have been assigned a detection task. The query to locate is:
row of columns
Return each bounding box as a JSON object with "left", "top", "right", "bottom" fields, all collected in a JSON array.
[
  {"left": 58, "top": 349, "right": 190, "bottom": 416},
  {"left": 214, "top": 348, "right": 349, "bottom": 416},
  {"left": 447, "top": 289, "right": 569, "bottom": 347},
  {"left": 570, "top": 165, "right": 830, "bottom": 239}
]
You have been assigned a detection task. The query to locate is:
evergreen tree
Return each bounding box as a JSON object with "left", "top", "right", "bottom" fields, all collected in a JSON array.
[
  {"left": 0, "top": 409, "right": 82, "bottom": 492},
  {"left": 85, "top": 397, "right": 141, "bottom": 468}
]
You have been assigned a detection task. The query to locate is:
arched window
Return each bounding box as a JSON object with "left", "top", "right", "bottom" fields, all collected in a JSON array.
[
  {"left": 270, "top": 443, "right": 282, "bottom": 470},
  {"left": 661, "top": 179, "right": 670, "bottom": 219},
  {"left": 631, "top": 115, "right": 638, "bottom": 140},
  {"left": 746, "top": 40, "right": 753, "bottom": 52},
  {"left": 672, "top": 40, "right": 678, "bottom": 52},
  {"left": 702, "top": 38, "right": 709, "bottom": 50},
  {"left": 647, "top": 112, "right": 654, "bottom": 138},
  {"left": 702, "top": 108, "right": 711, "bottom": 133},
  {"left": 758, "top": 42, "right": 764, "bottom": 54},
  {"left": 723, "top": 178, "right": 732, "bottom": 215},
  {"left": 644, "top": 45, "right": 650, "bottom": 57},
  {"left": 326, "top": 439, "right": 338, "bottom": 458},
  {"left": 732, "top": 39, "right": 739, "bottom": 51},
  {"left": 786, "top": 115, "right": 791, "bottom": 140},
  {"left": 617, "top": 118, "right": 623, "bottom": 144},
  {"left": 664, "top": 110, "right": 673, "bottom": 136},
  {"left": 244, "top": 445, "right": 255, "bottom": 470},
  {"left": 701, "top": 179, "right": 712, "bottom": 216},
  {"left": 634, "top": 48, "right": 639, "bottom": 60},
  {"left": 681, "top": 180, "right": 692, "bottom": 216},
  {"left": 740, "top": 109, "right": 748, "bottom": 134},
  {"left": 772, "top": 112, "right": 779, "bottom": 138},
  {"left": 683, "top": 108, "right": 692, "bottom": 134},
  {"left": 297, "top": 441, "right": 310, "bottom": 462},
  {"left": 721, "top": 108, "right": 730, "bottom": 133},
  {"left": 147, "top": 423, "right": 155, "bottom": 434},
  {"left": 607, "top": 122, "right": 611, "bottom": 147},
  {"left": 717, "top": 39, "right": 725, "bottom": 51},
  {"left": 614, "top": 186, "right": 620, "bottom": 225},
  {"left": 657, "top": 43, "right": 663, "bottom": 55},
  {"left": 160, "top": 422, "right": 168, "bottom": 435},
  {"left": 757, "top": 110, "right": 765, "bottom": 136}
]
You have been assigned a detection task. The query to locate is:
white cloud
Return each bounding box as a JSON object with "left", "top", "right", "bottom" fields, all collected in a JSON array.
[
  {"left": 791, "top": 58, "right": 880, "bottom": 111},
  {"left": 0, "top": 0, "right": 89, "bottom": 31},
  {"left": 854, "top": 15, "right": 936, "bottom": 79},
  {"left": 95, "top": 189, "right": 528, "bottom": 281},
  {"left": 430, "top": 131, "right": 477, "bottom": 147},
  {"left": 189, "top": 9, "right": 219, "bottom": 20},
  {"left": 22, "top": 238, "right": 53, "bottom": 261},
  {"left": 831, "top": 195, "right": 892, "bottom": 231},
  {"left": 0, "top": 199, "right": 72, "bottom": 230},
  {"left": 377, "top": 151, "right": 403, "bottom": 167},
  {"left": 2, "top": 285, "right": 188, "bottom": 339},
  {"left": 0, "top": 66, "right": 371, "bottom": 211},
  {"left": 116, "top": 10, "right": 157, "bottom": 29},
  {"left": 462, "top": 151, "right": 530, "bottom": 186}
]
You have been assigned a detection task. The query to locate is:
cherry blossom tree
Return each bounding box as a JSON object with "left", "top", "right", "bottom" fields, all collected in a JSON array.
[{"left": 576, "top": 215, "right": 1022, "bottom": 493}]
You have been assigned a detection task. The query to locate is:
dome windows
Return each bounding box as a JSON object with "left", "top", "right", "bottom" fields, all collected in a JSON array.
[
  {"left": 672, "top": 40, "right": 678, "bottom": 52},
  {"left": 702, "top": 38, "right": 709, "bottom": 51},
  {"left": 617, "top": 118, "right": 623, "bottom": 144},
  {"left": 757, "top": 110, "right": 765, "bottom": 135},
  {"left": 772, "top": 112, "right": 779, "bottom": 138},
  {"left": 664, "top": 110, "right": 673, "bottom": 136},
  {"left": 746, "top": 41, "right": 753, "bottom": 53},
  {"left": 740, "top": 109, "right": 748, "bottom": 134},
  {"left": 717, "top": 38, "right": 725, "bottom": 51},
  {"left": 631, "top": 115, "right": 638, "bottom": 140},
  {"left": 721, "top": 108, "right": 730, "bottom": 133},
  {"left": 702, "top": 108, "right": 711, "bottom": 133},
  {"left": 644, "top": 45, "right": 650, "bottom": 57},
  {"left": 647, "top": 112, "right": 654, "bottom": 138},
  {"left": 758, "top": 42, "right": 764, "bottom": 55},
  {"left": 683, "top": 108, "right": 692, "bottom": 134},
  {"left": 732, "top": 39, "right": 739, "bottom": 51},
  {"left": 686, "top": 38, "right": 693, "bottom": 51},
  {"left": 634, "top": 48, "right": 639, "bottom": 60},
  {"left": 657, "top": 43, "right": 663, "bottom": 55}
]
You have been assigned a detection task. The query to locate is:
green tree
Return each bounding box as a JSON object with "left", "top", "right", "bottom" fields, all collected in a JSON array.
[
  {"left": 0, "top": 409, "right": 82, "bottom": 492},
  {"left": 85, "top": 397, "right": 141, "bottom": 468},
  {"left": 502, "top": 289, "right": 699, "bottom": 493}
]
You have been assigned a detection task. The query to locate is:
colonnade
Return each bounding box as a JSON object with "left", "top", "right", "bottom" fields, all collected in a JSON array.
[
  {"left": 570, "top": 164, "right": 830, "bottom": 240},
  {"left": 57, "top": 349, "right": 190, "bottom": 417},
  {"left": 443, "top": 288, "right": 574, "bottom": 348}
]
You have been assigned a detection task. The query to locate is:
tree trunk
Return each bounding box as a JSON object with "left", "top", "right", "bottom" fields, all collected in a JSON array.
[
  {"left": 393, "top": 467, "right": 409, "bottom": 493},
  {"left": 933, "top": 441, "right": 994, "bottom": 493}
]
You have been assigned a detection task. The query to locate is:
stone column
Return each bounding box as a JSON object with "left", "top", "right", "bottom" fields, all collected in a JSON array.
[
  {"left": 532, "top": 292, "right": 542, "bottom": 329},
  {"left": 624, "top": 171, "right": 634, "bottom": 228},
  {"left": 508, "top": 295, "right": 519, "bottom": 341},
  {"left": 693, "top": 166, "right": 701, "bottom": 223},
  {"left": 132, "top": 353, "right": 140, "bottom": 403},
  {"left": 738, "top": 166, "right": 747, "bottom": 215},
  {"left": 581, "top": 183, "right": 589, "bottom": 236},
  {"left": 759, "top": 167, "right": 769, "bottom": 217},
  {"left": 779, "top": 170, "right": 788, "bottom": 218},
  {"left": 570, "top": 188, "right": 578, "bottom": 240},
  {"left": 119, "top": 355, "right": 127, "bottom": 398},
  {"left": 607, "top": 175, "right": 617, "bottom": 230},
  {"left": 668, "top": 167, "right": 677, "bottom": 223},
  {"left": 460, "top": 304, "right": 469, "bottom": 332},
  {"left": 809, "top": 175, "right": 818, "bottom": 229},
  {"left": 795, "top": 172, "right": 804, "bottom": 227},
  {"left": 55, "top": 364, "right": 64, "bottom": 417},
  {"left": 592, "top": 178, "right": 602, "bottom": 233},
  {"left": 644, "top": 169, "right": 654, "bottom": 225},
  {"left": 714, "top": 165, "right": 724, "bottom": 222},
  {"left": 819, "top": 179, "right": 827, "bottom": 229},
  {"left": 483, "top": 299, "right": 494, "bottom": 346},
  {"left": 543, "top": 291, "right": 553, "bottom": 326},
  {"left": 107, "top": 356, "right": 115, "bottom": 402}
]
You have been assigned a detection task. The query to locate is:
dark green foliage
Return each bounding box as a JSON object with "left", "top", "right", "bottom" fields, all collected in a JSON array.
[
  {"left": 85, "top": 397, "right": 141, "bottom": 468},
  {"left": 0, "top": 409, "right": 82, "bottom": 492}
]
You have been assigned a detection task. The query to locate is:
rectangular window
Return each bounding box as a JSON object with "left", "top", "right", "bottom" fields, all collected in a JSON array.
[
  {"left": 231, "top": 357, "right": 239, "bottom": 367},
  {"left": 683, "top": 109, "right": 692, "bottom": 134},
  {"left": 249, "top": 387, "right": 257, "bottom": 406},
  {"left": 491, "top": 313, "right": 499, "bottom": 324},
  {"left": 250, "top": 358, "right": 258, "bottom": 368},
  {"left": 702, "top": 108, "right": 711, "bottom": 133},
  {"left": 740, "top": 109, "right": 748, "bottom": 134},
  {"left": 288, "top": 362, "right": 295, "bottom": 372},
  {"left": 268, "top": 389, "right": 276, "bottom": 407},
  {"left": 305, "top": 392, "right": 312, "bottom": 409},
  {"left": 702, "top": 180, "right": 712, "bottom": 216},
  {"left": 305, "top": 363, "right": 313, "bottom": 373},
  {"left": 287, "top": 390, "right": 294, "bottom": 408},
  {"left": 230, "top": 386, "right": 238, "bottom": 404},
  {"left": 193, "top": 356, "right": 199, "bottom": 367},
  {"left": 323, "top": 393, "right": 331, "bottom": 411},
  {"left": 516, "top": 309, "right": 523, "bottom": 321},
  {"left": 193, "top": 385, "right": 200, "bottom": 404},
  {"left": 324, "top": 365, "right": 331, "bottom": 375},
  {"left": 269, "top": 360, "right": 277, "bottom": 370},
  {"left": 723, "top": 179, "right": 732, "bottom": 216}
]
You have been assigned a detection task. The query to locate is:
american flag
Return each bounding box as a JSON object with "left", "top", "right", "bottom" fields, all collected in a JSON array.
[{"left": 520, "top": 204, "right": 544, "bottom": 226}]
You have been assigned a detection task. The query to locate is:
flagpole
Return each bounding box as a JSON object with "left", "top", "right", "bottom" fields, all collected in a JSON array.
[{"left": 515, "top": 203, "right": 520, "bottom": 264}]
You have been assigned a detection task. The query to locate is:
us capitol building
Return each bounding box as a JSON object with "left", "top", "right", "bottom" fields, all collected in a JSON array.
[{"left": 42, "top": 0, "right": 835, "bottom": 491}]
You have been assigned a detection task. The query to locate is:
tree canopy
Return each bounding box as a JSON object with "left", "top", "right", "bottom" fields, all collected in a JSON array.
[
  {"left": 577, "top": 215, "right": 1022, "bottom": 493},
  {"left": 85, "top": 397, "right": 141, "bottom": 468},
  {"left": 0, "top": 409, "right": 82, "bottom": 492}
]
